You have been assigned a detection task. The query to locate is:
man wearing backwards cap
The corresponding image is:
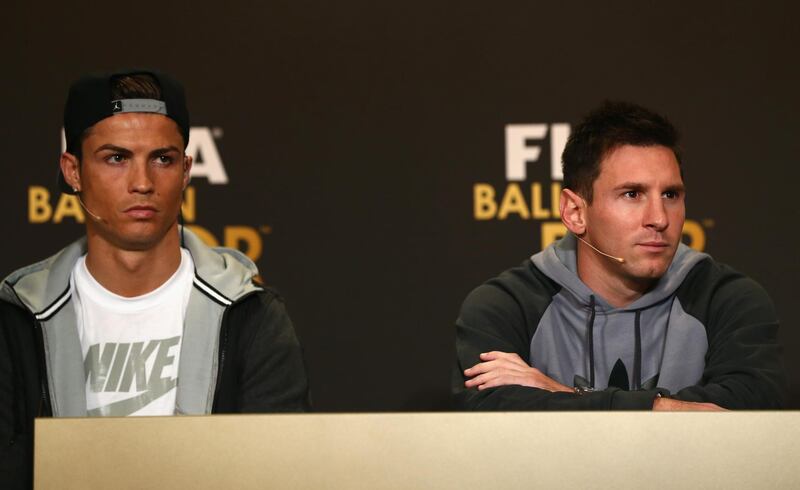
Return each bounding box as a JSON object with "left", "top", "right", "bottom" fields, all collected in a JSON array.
[{"left": 0, "top": 70, "right": 310, "bottom": 488}]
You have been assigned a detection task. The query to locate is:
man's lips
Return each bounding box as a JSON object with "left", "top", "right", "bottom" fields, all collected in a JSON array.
[
  {"left": 637, "top": 241, "right": 670, "bottom": 251},
  {"left": 124, "top": 205, "right": 157, "bottom": 219}
]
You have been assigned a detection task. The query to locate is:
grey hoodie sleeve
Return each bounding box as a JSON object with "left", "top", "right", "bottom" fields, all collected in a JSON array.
[{"left": 452, "top": 274, "right": 661, "bottom": 410}]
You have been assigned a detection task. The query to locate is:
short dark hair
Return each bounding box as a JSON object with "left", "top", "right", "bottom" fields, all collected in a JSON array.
[
  {"left": 110, "top": 73, "right": 162, "bottom": 101},
  {"left": 72, "top": 73, "right": 163, "bottom": 159},
  {"left": 562, "top": 101, "right": 681, "bottom": 203}
]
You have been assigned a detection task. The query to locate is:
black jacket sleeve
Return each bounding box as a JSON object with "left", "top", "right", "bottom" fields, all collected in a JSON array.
[
  {"left": 0, "top": 302, "right": 42, "bottom": 490},
  {"left": 671, "top": 262, "right": 786, "bottom": 408},
  {"left": 213, "top": 289, "right": 311, "bottom": 413},
  {"left": 452, "top": 265, "right": 661, "bottom": 411}
]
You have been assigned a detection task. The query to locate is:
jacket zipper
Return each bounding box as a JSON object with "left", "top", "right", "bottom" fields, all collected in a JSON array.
[
  {"left": 211, "top": 307, "right": 230, "bottom": 412},
  {"left": 33, "top": 320, "right": 53, "bottom": 416}
]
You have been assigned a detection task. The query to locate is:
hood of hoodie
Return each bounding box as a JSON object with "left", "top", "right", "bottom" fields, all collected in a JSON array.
[
  {"left": 1, "top": 227, "right": 261, "bottom": 315},
  {"left": 532, "top": 233, "right": 708, "bottom": 311},
  {"left": 527, "top": 234, "right": 711, "bottom": 392}
]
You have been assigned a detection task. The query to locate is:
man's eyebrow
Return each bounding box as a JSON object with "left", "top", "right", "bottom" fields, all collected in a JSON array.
[
  {"left": 93, "top": 145, "right": 182, "bottom": 157},
  {"left": 149, "top": 146, "right": 182, "bottom": 157},
  {"left": 94, "top": 144, "right": 132, "bottom": 154},
  {"left": 613, "top": 182, "right": 647, "bottom": 191},
  {"left": 150, "top": 145, "right": 181, "bottom": 154},
  {"left": 663, "top": 183, "right": 686, "bottom": 193},
  {"left": 613, "top": 182, "right": 686, "bottom": 192}
]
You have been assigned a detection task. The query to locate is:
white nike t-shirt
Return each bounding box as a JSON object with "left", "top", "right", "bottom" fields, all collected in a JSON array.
[{"left": 72, "top": 249, "right": 194, "bottom": 417}]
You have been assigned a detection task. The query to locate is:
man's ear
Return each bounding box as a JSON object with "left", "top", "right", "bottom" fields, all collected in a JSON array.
[
  {"left": 560, "top": 188, "right": 587, "bottom": 235},
  {"left": 60, "top": 152, "right": 81, "bottom": 191},
  {"left": 182, "top": 155, "right": 193, "bottom": 190}
]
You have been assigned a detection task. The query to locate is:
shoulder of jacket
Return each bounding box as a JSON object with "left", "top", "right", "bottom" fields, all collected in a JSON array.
[
  {"left": 460, "top": 260, "right": 560, "bottom": 325},
  {"left": 678, "top": 257, "right": 755, "bottom": 294},
  {"left": 676, "top": 257, "right": 774, "bottom": 318},
  {"left": 0, "top": 298, "right": 34, "bottom": 324},
  {"left": 484, "top": 260, "right": 560, "bottom": 298},
  {"left": 227, "top": 286, "right": 286, "bottom": 315}
]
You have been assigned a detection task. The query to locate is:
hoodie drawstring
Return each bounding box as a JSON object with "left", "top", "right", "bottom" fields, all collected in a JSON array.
[
  {"left": 587, "top": 295, "right": 597, "bottom": 389},
  {"left": 586, "top": 299, "right": 645, "bottom": 391}
]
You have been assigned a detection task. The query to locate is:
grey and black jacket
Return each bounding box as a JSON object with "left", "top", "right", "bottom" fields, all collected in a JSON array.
[
  {"left": 0, "top": 228, "right": 310, "bottom": 489},
  {"left": 453, "top": 234, "right": 786, "bottom": 410}
]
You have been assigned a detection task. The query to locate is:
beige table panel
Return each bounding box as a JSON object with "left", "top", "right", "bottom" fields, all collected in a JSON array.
[{"left": 35, "top": 412, "right": 800, "bottom": 489}]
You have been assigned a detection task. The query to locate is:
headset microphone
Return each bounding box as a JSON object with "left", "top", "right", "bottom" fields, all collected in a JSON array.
[
  {"left": 576, "top": 235, "right": 625, "bottom": 264},
  {"left": 75, "top": 192, "right": 105, "bottom": 223}
]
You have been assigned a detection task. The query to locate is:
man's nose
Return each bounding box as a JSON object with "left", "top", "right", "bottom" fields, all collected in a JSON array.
[
  {"left": 127, "top": 160, "right": 154, "bottom": 194},
  {"left": 645, "top": 197, "right": 668, "bottom": 231}
]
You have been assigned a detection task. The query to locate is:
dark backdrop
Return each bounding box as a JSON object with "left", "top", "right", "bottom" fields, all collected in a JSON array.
[{"left": 2, "top": 1, "right": 798, "bottom": 409}]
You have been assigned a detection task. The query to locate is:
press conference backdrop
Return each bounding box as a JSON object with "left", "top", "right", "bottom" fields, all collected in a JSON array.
[{"left": 2, "top": 2, "right": 798, "bottom": 409}]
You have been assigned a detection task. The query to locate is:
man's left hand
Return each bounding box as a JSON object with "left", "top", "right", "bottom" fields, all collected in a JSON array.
[{"left": 464, "top": 351, "right": 573, "bottom": 393}]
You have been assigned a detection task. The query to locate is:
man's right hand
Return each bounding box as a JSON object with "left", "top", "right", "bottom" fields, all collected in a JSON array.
[
  {"left": 653, "top": 396, "right": 726, "bottom": 411},
  {"left": 463, "top": 351, "right": 573, "bottom": 393}
]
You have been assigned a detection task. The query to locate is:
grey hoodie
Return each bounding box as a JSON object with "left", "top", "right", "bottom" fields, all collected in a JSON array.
[
  {"left": 531, "top": 234, "right": 708, "bottom": 392},
  {"left": 453, "top": 235, "right": 785, "bottom": 410}
]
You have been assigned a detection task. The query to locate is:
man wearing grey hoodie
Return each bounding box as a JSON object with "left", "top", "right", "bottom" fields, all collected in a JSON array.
[{"left": 454, "top": 101, "right": 785, "bottom": 410}]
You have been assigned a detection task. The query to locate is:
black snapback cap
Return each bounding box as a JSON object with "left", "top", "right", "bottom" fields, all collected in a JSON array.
[{"left": 59, "top": 69, "right": 190, "bottom": 194}]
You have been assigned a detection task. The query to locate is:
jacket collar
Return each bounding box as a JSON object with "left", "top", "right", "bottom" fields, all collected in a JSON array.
[{"left": 1, "top": 227, "right": 261, "bottom": 316}]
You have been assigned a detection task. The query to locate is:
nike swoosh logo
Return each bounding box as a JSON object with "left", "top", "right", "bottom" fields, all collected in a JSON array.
[{"left": 88, "top": 377, "right": 176, "bottom": 417}]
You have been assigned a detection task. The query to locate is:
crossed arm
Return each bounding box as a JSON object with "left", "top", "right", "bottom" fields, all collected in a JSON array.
[{"left": 463, "top": 351, "right": 724, "bottom": 411}]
